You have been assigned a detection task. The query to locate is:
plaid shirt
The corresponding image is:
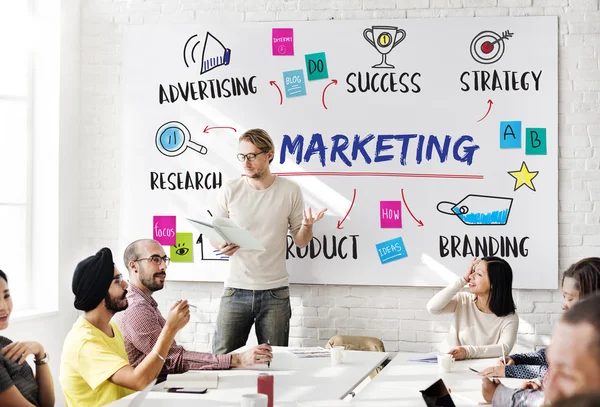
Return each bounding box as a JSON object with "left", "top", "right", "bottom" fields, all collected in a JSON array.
[{"left": 117, "top": 284, "right": 231, "bottom": 375}]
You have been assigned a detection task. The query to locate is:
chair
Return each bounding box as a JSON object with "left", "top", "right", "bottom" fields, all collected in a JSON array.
[{"left": 325, "top": 335, "right": 388, "bottom": 379}]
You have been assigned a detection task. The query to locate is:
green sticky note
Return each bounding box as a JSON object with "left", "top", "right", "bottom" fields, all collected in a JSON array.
[
  {"left": 525, "top": 128, "right": 547, "bottom": 155},
  {"left": 305, "top": 52, "right": 329, "bottom": 81},
  {"left": 171, "top": 232, "right": 194, "bottom": 262}
]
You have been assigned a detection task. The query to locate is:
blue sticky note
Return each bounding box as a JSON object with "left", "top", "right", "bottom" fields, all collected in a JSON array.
[
  {"left": 525, "top": 128, "right": 547, "bottom": 155},
  {"left": 375, "top": 237, "right": 408, "bottom": 265},
  {"left": 500, "top": 121, "right": 521, "bottom": 149},
  {"left": 283, "top": 69, "right": 307, "bottom": 98}
]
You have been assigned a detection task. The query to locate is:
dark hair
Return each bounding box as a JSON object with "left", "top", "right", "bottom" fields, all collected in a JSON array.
[
  {"left": 562, "top": 257, "right": 600, "bottom": 298},
  {"left": 562, "top": 294, "right": 600, "bottom": 363},
  {"left": 0, "top": 269, "right": 6, "bottom": 283},
  {"left": 481, "top": 256, "right": 516, "bottom": 317},
  {"left": 551, "top": 392, "right": 600, "bottom": 407}
]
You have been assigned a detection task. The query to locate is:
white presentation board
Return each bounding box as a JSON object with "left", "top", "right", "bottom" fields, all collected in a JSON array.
[{"left": 120, "top": 17, "right": 558, "bottom": 289}]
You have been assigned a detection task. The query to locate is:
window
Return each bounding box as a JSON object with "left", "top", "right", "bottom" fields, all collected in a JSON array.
[{"left": 0, "top": 2, "right": 33, "bottom": 310}]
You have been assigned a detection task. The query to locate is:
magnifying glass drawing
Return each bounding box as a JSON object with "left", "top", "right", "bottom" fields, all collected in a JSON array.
[{"left": 155, "top": 121, "right": 208, "bottom": 157}]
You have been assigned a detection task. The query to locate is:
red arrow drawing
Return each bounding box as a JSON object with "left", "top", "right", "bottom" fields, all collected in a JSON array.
[
  {"left": 477, "top": 99, "right": 494, "bottom": 122},
  {"left": 401, "top": 188, "right": 424, "bottom": 227},
  {"left": 203, "top": 126, "right": 237, "bottom": 133},
  {"left": 270, "top": 81, "right": 283, "bottom": 105},
  {"left": 337, "top": 188, "right": 357, "bottom": 229},
  {"left": 321, "top": 79, "right": 338, "bottom": 110}
]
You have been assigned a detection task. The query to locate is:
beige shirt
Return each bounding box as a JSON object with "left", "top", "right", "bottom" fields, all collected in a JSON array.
[
  {"left": 215, "top": 176, "right": 304, "bottom": 290},
  {"left": 426, "top": 277, "right": 519, "bottom": 359}
]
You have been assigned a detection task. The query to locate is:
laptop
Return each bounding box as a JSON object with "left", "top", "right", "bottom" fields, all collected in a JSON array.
[
  {"left": 420, "top": 379, "right": 456, "bottom": 407},
  {"left": 128, "top": 379, "right": 157, "bottom": 407}
]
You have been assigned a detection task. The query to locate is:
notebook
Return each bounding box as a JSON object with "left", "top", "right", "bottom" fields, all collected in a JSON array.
[{"left": 162, "top": 371, "right": 219, "bottom": 390}]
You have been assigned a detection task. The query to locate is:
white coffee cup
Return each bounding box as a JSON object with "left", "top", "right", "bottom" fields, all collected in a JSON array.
[
  {"left": 437, "top": 353, "right": 454, "bottom": 373},
  {"left": 241, "top": 393, "right": 268, "bottom": 407},
  {"left": 330, "top": 346, "right": 345, "bottom": 365}
]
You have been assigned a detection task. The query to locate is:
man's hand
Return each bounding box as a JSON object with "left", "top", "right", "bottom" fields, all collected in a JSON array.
[
  {"left": 448, "top": 346, "right": 467, "bottom": 360},
  {"left": 481, "top": 378, "right": 501, "bottom": 403},
  {"left": 519, "top": 380, "right": 542, "bottom": 390},
  {"left": 0, "top": 341, "right": 45, "bottom": 364},
  {"left": 498, "top": 355, "right": 514, "bottom": 366},
  {"left": 231, "top": 344, "right": 273, "bottom": 368},
  {"left": 165, "top": 300, "right": 190, "bottom": 332},
  {"left": 219, "top": 242, "right": 240, "bottom": 257},
  {"left": 479, "top": 365, "right": 506, "bottom": 378},
  {"left": 302, "top": 208, "right": 327, "bottom": 226}
]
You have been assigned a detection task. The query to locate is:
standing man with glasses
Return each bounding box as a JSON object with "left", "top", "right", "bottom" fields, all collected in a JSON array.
[
  {"left": 60, "top": 247, "right": 190, "bottom": 407},
  {"left": 211, "top": 128, "right": 327, "bottom": 354},
  {"left": 118, "top": 239, "right": 272, "bottom": 378}
]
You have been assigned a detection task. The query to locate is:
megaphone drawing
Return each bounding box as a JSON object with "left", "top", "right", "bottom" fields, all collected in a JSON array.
[{"left": 200, "top": 32, "right": 231, "bottom": 75}]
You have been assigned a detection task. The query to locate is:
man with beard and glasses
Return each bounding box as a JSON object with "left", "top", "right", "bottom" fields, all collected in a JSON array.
[
  {"left": 60, "top": 248, "right": 190, "bottom": 407},
  {"left": 211, "top": 128, "right": 327, "bottom": 354},
  {"left": 117, "top": 239, "right": 272, "bottom": 378}
]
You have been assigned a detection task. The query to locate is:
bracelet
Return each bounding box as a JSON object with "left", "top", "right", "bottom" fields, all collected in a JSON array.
[
  {"left": 34, "top": 353, "right": 49, "bottom": 366},
  {"left": 152, "top": 350, "right": 165, "bottom": 362}
]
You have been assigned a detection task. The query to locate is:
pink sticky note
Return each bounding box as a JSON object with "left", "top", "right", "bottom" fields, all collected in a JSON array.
[
  {"left": 272, "top": 28, "right": 294, "bottom": 56},
  {"left": 380, "top": 201, "right": 402, "bottom": 228},
  {"left": 153, "top": 216, "right": 176, "bottom": 245}
]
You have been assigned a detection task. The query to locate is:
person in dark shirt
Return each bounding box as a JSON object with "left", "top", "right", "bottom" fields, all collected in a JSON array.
[{"left": 0, "top": 269, "right": 55, "bottom": 406}]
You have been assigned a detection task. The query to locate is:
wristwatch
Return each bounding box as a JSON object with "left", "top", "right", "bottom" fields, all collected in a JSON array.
[{"left": 34, "top": 353, "right": 49, "bottom": 366}]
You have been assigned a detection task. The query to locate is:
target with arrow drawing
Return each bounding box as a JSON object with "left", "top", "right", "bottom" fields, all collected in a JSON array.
[{"left": 470, "top": 30, "right": 514, "bottom": 65}]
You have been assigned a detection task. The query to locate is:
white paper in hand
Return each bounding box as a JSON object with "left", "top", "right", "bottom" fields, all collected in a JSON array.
[{"left": 187, "top": 217, "right": 265, "bottom": 251}]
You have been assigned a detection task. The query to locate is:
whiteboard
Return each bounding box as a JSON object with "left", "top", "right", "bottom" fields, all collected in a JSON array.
[{"left": 120, "top": 17, "right": 558, "bottom": 289}]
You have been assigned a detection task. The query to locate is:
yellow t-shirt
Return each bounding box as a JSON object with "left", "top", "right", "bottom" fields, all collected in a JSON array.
[{"left": 60, "top": 316, "right": 135, "bottom": 407}]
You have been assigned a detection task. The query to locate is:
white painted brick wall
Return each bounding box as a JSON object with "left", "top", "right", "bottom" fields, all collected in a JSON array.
[{"left": 80, "top": 0, "right": 600, "bottom": 355}]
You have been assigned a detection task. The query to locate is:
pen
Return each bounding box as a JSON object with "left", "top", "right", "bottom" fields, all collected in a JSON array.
[
  {"left": 188, "top": 304, "right": 197, "bottom": 310},
  {"left": 502, "top": 346, "right": 506, "bottom": 365},
  {"left": 267, "top": 339, "right": 270, "bottom": 368},
  {"left": 469, "top": 367, "right": 479, "bottom": 373}
]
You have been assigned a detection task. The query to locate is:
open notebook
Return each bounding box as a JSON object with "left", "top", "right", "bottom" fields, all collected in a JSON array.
[{"left": 162, "top": 371, "right": 219, "bottom": 390}]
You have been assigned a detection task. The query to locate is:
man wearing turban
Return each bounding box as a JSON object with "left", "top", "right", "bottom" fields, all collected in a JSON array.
[{"left": 59, "top": 248, "right": 191, "bottom": 407}]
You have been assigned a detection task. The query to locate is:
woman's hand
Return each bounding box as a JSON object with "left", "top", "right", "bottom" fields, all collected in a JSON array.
[
  {"left": 448, "top": 346, "right": 467, "bottom": 360},
  {"left": 479, "top": 365, "right": 506, "bottom": 378},
  {"left": 0, "top": 341, "right": 45, "bottom": 364},
  {"left": 464, "top": 258, "right": 479, "bottom": 281},
  {"left": 498, "top": 355, "right": 514, "bottom": 366}
]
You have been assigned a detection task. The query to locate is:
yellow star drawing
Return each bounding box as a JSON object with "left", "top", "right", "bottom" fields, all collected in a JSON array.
[{"left": 508, "top": 161, "right": 539, "bottom": 191}]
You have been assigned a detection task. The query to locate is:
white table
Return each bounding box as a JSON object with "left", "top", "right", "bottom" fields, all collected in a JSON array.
[
  {"left": 353, "top": 352, "right": 525, "bottom": 406},
  {"left": 107, "top": 346, "right": 389, "bottom": 406}
]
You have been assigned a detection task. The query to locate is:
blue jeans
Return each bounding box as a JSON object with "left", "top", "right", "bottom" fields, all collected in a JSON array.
[{"left": 212, "top": 286, "right": 292, "bottom": 354}]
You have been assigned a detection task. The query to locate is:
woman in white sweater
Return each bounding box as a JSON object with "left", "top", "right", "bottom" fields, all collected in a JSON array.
[{"left": 427, "top": 257, "right": 519, "bottom": 360}]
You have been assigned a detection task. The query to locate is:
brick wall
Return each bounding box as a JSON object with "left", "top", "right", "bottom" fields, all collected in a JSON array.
[{"left": 79, "top": 0, "right": 600, "bottom": 354}]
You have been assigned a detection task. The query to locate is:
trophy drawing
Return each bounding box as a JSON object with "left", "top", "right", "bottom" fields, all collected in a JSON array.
[{"left": 363, "top": 26, "right": 406, "bottom": 69}]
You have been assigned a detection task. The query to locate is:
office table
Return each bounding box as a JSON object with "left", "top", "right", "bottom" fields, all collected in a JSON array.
[{"left": 107, "top": 346, "right": 389, "bottom": 406}]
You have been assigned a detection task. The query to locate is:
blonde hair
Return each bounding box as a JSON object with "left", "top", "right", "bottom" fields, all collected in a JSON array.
[{"left": 239, "top": 128, "right": 275, "bottom": 164}]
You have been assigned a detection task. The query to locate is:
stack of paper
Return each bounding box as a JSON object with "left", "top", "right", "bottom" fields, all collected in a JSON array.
[{"left": 287, "top": 347, "right": 331, "bottom": 358}]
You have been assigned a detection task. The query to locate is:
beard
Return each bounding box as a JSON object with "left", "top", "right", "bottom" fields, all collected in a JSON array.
[
  {"left": 105, "top": 290, "right": 128, "bottom": 313},
  {"left": 141, "top": 272, "right": 165, "bottom": 292}
]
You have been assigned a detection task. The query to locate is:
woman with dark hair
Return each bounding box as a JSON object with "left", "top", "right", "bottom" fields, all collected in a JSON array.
[
  {"left": 0, "top": 270, "right": 55, "bottom": 406},
  {"left": 479, "top": 257, "right": 600, "bottom": 380},
  {"left": 427, "top": 257, "right": 518, "bottom": 360}
]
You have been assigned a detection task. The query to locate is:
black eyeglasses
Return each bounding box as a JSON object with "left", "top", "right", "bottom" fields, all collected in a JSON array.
[
  {"left": 113, "top": 274, "right": 124, "bottom": 284},
  {"left": 135, "top": 255, "right": 171, "bottom": 266},
  {"left": 237, "top": 151, "right": 266, "bottom": 162}
]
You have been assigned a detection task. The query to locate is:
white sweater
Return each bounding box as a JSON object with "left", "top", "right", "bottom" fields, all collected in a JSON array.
[{"left": 427, "top": 277, "right": 519, "bottom": 359}]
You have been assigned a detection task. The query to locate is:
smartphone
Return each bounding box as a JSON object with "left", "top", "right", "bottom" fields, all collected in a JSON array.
[{"left": 167, "top": 387, "right": 207, "bottom": 394}]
